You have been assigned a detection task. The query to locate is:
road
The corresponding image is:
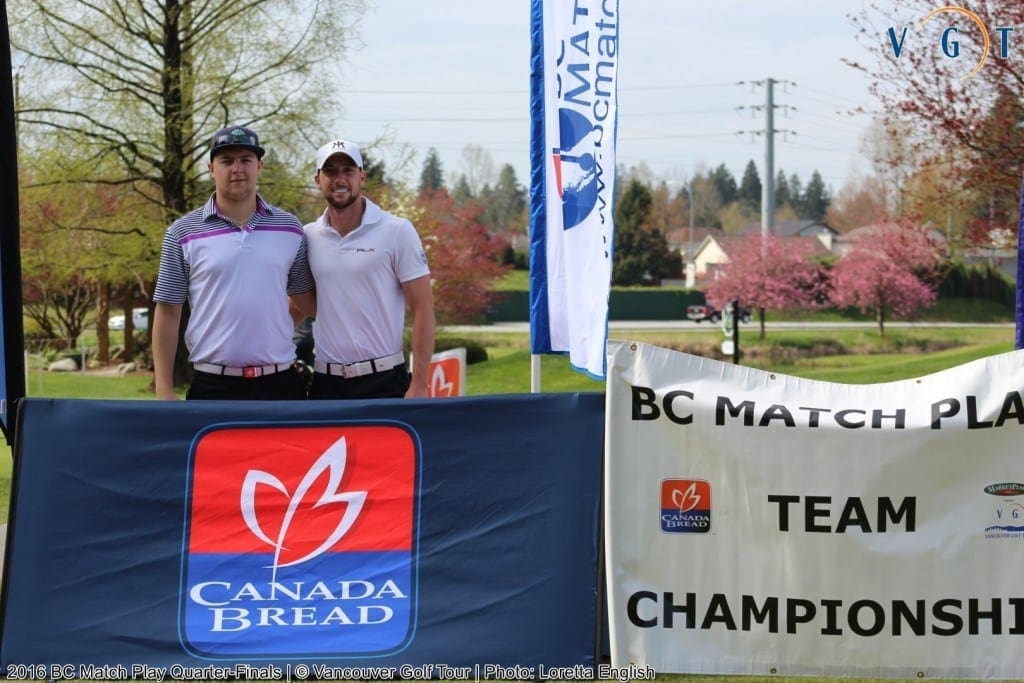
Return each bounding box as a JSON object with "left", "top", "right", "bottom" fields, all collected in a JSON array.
[{"left": 441, "top": 320, "right": 1015, "bottom": 333}]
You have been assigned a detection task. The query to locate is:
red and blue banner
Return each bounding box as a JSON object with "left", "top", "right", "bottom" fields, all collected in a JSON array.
[{"left": 0, "top": 394, "right": 603, "bottom": 670}]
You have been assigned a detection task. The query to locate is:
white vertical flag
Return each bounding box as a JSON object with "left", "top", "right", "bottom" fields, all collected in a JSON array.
[{"left": 529, "top": 0, "right": 620, "bottom": 379}]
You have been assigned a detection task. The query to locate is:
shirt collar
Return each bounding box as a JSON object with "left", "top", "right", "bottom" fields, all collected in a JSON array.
[{"left": 201, "top": 193, "right": 272, "bottom": 223}]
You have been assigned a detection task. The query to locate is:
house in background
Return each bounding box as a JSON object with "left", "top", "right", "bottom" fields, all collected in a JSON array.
[
  {"left": 692, "top": 222, "right": 836, "bottom": 284},
  {"left": 742, "top": 219, "right": 840, "bottom": 249},
  {"left": 665, "top": 226, "right": 725, "bottom": 286}
]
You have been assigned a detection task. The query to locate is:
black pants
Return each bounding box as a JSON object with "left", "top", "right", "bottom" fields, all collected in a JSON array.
[
  {"left": 308, "top": 365, "right": 411, "bottom": 400},
  {"left": 187, "top": 368, "right": 308, "bottom": 400}
]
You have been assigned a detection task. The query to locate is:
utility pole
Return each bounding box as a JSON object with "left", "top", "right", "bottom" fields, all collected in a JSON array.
[
  {"left": 687, "top": 176, "right": 696, "bottom": 287},
  {"left": 762, "top": 77, "right": 775, "bottom": 238},
  {"left": 738, "top": 78, "right": 793, "bottom": 238}
]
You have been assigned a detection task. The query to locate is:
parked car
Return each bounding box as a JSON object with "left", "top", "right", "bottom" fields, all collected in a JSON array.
[
  {"left": 109, "top": 307, "right": 149, "bottom": 331},
  {"left": 686, "top": 303, "right": 751, "bottom": 324}
]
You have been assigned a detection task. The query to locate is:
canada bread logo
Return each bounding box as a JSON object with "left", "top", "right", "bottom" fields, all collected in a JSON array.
[
  {"left": 426, "top": 348, "right": 466, "bottom": 398},
  {"left": 661, "top": 479, "right": 711, "bottom": 533},
  {"left": 180, "top": 424, "right": 419, "bottom": 657}
]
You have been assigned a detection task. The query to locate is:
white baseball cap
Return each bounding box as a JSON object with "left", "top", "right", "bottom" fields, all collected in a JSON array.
[{"left": 315, "top": 139, "right": 363, "bottom": 171}]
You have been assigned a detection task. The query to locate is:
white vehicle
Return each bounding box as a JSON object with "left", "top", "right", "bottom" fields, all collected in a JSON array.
[{"left": 109, "top": 307, "right": 149, "bottom": 331}]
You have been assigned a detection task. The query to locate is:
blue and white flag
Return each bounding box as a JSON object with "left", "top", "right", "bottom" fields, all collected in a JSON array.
[{"left": 529, "top": 0, "right": 620, "bottom": 379}]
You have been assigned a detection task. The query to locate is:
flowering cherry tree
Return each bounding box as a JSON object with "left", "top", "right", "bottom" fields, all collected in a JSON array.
[
  {"left": 705, "top": 233, "right": 827, "bottom": 338},
  {"left": 829, "top": 223, "right": 944, "bottom": 336}
]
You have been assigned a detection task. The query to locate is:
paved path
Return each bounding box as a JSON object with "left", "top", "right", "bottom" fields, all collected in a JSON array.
[{"left": 442, "top": 321, "right": 1015, "bottom": 333}]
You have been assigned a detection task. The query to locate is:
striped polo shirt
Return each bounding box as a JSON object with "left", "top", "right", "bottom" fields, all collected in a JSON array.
[{"left": 154, "top": 194, "right": 313, "bottom": 367}]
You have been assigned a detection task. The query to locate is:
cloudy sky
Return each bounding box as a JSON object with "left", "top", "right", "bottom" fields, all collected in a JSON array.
[{"left": 336, "top": 1, "right": 887, "bottom": 193}]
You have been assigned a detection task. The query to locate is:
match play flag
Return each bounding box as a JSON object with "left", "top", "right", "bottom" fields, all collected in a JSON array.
[{"left": 528, "top": 0, "right": 620, "bottom": 379}]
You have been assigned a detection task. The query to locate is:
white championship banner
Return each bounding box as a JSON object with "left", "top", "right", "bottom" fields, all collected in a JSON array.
[{"left": 605, "top": 340, "right": 1024, "bottom": 680}]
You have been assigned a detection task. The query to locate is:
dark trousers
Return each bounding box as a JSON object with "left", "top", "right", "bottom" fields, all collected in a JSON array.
[
  {"left": 187, "top": 368, "right": 307, "bottom": 400},
  {"left": 308, "top": 365, "right": 411, "bottom": 400}
]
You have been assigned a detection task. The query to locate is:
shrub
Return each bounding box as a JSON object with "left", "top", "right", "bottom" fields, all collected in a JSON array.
[{"left": 433, "top": 337, "right": 489, "bottom": 364}]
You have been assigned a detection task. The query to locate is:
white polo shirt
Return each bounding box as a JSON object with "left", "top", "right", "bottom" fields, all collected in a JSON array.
[
  {"left": 304, "top": 198, "right": 429, "bottom": 364},
  {"left": 154, "top": 194, "right": 313, "bottom": 366}
]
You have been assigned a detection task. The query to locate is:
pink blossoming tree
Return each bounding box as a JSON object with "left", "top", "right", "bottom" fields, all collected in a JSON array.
[
  {"left": 829, "top": 223, "right": 943, "bottom": 336},
  {"left": 705, "top": 233, "right": 828, "bottom": 339}
]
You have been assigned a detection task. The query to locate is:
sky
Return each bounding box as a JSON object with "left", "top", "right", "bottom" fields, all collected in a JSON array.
[{"left": 337, "top": 1, "right": 883, "bottom": 194}]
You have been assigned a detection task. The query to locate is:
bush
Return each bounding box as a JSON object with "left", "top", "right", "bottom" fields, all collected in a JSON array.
[{"left": 433, "top": 337, "right": 489, "bottom": 364}]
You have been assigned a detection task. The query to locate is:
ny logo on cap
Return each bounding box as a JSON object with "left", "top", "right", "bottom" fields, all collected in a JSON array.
[{"left": 216, "top": 128, "right": 252, "bottom": 146}]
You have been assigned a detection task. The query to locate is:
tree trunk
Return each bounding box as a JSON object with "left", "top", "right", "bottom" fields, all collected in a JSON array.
[
  {"left": 123, "top": 297, "right": 135, "bottom": 360},
  {"left": 97, "top": 282, "right": 110, "bottom": 363},
  {"left": 759, "top": 307, "right": 766, "bottom": 340},
  {"left": 877, "top": 306, "right": 886, "bottom": 337}
]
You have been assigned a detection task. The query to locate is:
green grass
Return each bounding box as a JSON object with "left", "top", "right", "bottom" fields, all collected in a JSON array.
[{"left": 24, "top": 369, "right": 157, "bottom": 399}]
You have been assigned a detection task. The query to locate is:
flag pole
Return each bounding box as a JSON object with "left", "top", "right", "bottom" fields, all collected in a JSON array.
[{"left": 1015, "top": 173, "right": 1024, "bottom": 349}]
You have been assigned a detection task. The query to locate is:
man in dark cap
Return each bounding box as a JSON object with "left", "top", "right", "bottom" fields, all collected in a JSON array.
[{"left": 152, "top": 125, "right": 315, "bottom": 400}]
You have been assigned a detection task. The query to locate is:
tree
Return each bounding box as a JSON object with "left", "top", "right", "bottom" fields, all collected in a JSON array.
[
  {"left": 710, "top": 163, "right": 738, "bottom": 206},
  {"left": 704, "top": 233, "right": 827, "bottom": 339},
  {"left": 458, "top": 144, "right": 495, "bottom": 196},
  {"left": 12, "top": 0, "right": 365, "bottom": 381},
  {"left": 774, "top": 170, "right": 791, "bottom": 210},
  {"left": 738, "top": 160, "right": 762, "bottom": 212},
  {"left": 480, "top": 164, "right": 526, "bottom": 235},
  {"left": 419, "top": 148, "right": 445, "bottom": 196},
  {"left": 19, "top": 152, "right": 161, "bottom": 352},
  {"left": 802, "top": 171, "right": 830, "bottom": 220},
  {"left": 689, "top": 172, "right": 724, "bottom": 230},
  {"left": 410, "top": 193, "right": 511, "bottom": 324},
  {"left": 825, "top": 173, "right": 891, "bottom": 233},
  {"left": 612, "top": 180, "right": 682, "bottom": 285},
  {"left": 829, "top": 223, "right": 943, "bottom": 336},
  {"left": 452, "top": 175, "right": 474, "bottom": 205},
  {"left": 788, "top": 173, "right": 804, "bottom": 216},
  {"left": 847, "top": 2, "right": 1024, "bottom": 237},
  {"left": 13, "top": 0, "right": 364, "bottom": 216}
]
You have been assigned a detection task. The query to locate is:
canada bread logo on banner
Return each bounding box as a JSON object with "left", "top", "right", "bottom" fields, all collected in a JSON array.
[
  {"left": 661, "top": 479, "right": 711, "bottom": 534},
  {"left": 180, "top": 424, "right": 420, "bottom": 658},
  {"left": 426, "top": 348, "right": 466, "bottom": 398}
]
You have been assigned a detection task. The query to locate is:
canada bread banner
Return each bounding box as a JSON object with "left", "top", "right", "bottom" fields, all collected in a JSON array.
[
  {"left": 528, "top": 0, "right": 619, "bottom": 379},
  {"left": 605, "top": 340, "right": 1024, "bottom": 680},
  {"left": 1, "top": 394, "right": 602, "bottom": 673}
]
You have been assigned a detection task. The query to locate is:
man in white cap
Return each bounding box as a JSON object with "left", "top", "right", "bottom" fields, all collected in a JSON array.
[
  {"left": 152, "top": 125, "right": 316, "bottom": 400},
  {"left": 303, "top": 139, "right": 435, "bottom": 399}
]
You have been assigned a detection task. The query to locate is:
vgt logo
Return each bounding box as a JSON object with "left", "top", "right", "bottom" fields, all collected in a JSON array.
[
  {"left": 661, "top": 479, "right": 711, "bottom": 534},
  {"left": 887, "top": 6, "right": 1014, "bottom": 80},
  {"left": 180, "top": 424, "right": 419, "bottom": 658}
]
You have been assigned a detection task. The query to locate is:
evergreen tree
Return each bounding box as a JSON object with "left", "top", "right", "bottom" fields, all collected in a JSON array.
[
  {"left": 613, "top": 180, "right": 683, "bottom": 285},
  {"left": 452, "top": 175, "right": 474, "bottom": 205},
  {"left": 710, "top": 163, "right": 738, "bottom": 205},
  {"left": 480, "top": 164, "right": 526, "bottom": 233},
  {"left": 788, "top": 173, "right": 804, "bottom": 216},
  {"left": 738, "top": 160, "right": 762, "bottom": 211},
  {"left": 803, "top": 171, "right": 831, "bottom": 220},
  {"left": 419, "top": 148, "right": 445, "bottom": 195},
  {"left": 774, "top": 170, "right": 791, "bottom": 209}
]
